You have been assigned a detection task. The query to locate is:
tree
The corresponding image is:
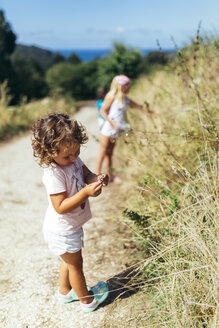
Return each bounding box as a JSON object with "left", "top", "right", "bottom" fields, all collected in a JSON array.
[
  {"left": 68, "top": 53, "right": 81, "bottom": 65},
  {"left": 46, "top": 60, "right": 99, "bottom": 100},
  {"left": 79, "top": 60, "right": 99, "bottom": 98},
  {"left": 47, "top": 52, "right": 66, "bottom": 68},
  {"left": 46, "top": 43, "right": 144, "bottom": 100},
  {"left": 46, "top": 62, "right": 82, "bottom": 97},
  {"left": 0, "top": 10, "right": 16, "bottom": 57},
  {"left": 97, "top": 42, "right": 143, "bottom": 87},
  {"left": 0, "top": 10, "right": 16, "bottom": 83},
  {"left": 11, "top": 54, "right": 48, "bottom": 102}
]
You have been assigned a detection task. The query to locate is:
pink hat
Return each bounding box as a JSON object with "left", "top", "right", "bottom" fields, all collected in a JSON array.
[{"left": 115, "top": 75, "right": 130, "bottom": 86}]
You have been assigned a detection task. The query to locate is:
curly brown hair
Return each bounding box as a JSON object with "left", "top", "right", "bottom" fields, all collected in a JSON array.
[{"left": 31, "top": 113, "right": 88, "bottom": 166}]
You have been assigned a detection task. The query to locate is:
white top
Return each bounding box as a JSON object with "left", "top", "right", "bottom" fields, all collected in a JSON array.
[
  {"left": 100, "top": 96, "right": 130, "bottom": 138},
  {"left": 42, "top": 157, "right": 92, "bottom": 236}
]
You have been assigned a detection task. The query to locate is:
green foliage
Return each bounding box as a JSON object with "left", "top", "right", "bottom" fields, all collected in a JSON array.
[
  {"left": 8, "top": 41, "right": 151, "bottom": 103},
  {"left": 123, "top": 208, "right": 151, "bottom": 228},
  {"left": 11, "top": 54, "right": 48, "bottom": 103},
  {"left": 46, "top": 62, "right": 75, "bottom": 94},
  {"left": 68, "top": 52, "right": 81, "bottom": 65},
  {"left": 46, "top": 60, "right": 99, "bottom": 99},
  {"left": 0, "top": 11, "right": 49, "bottom": 103},
  {"left": 0, "top": 10, "right": 16, "bottom": 58},
  {"left": 97, "top": 42, "right": 143, "bottom": 87},
  {"left": 47, "top": 52, "right": 66, "bottom": 67},
  {"left": 146, "top": 51, "right": 168, "bottom": 65},
  {"left": 0, "top": 10, "right": 16, "bottom": 90}
]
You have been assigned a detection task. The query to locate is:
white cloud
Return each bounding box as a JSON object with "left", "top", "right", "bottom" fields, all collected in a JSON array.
[{"left": 114, "top": 27, "right": 125, "bottom": 33}]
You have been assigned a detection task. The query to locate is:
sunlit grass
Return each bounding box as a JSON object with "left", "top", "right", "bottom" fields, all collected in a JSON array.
[{"left": 118, "top": 39, "right": 219, "bottom": 327}]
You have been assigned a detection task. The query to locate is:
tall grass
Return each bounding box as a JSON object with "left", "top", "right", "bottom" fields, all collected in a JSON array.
[
  {"left": 0, "top": 82, "right": 76, "bottom": 141},
  {"left": 118, "top": 37, "right": 218, "bottom": 327}
]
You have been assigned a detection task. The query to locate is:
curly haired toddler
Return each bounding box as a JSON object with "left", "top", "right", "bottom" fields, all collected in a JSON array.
[{"left": 31, "top": 113, "right": 109, "bottom": 312}]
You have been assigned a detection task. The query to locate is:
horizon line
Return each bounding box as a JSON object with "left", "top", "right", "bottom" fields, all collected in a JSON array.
[{"left": 17, "top": 43, "right": 175, "bottom": 51}]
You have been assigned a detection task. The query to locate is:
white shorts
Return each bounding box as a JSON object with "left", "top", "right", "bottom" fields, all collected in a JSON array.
[
  {"left": 43, "top": 228, "right": 84, "bottom": 256},
  {"left": 100, "top": 121, "right": 120, "bottom": 138},
  {"left": 100, "top": 121, "right": 130, "bottom": 138}
]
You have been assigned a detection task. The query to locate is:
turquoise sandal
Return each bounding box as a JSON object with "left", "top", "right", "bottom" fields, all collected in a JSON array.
[
  {"left": 80, "top": 281, "right": 109, "bottom": 312},
  {"left": 58, "top": 286, "right": 91, "bottom": 303}
]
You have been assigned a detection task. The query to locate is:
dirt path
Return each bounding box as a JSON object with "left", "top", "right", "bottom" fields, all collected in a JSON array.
[{"left": 0, "top": 105, "right": 146, "bottom": 328}]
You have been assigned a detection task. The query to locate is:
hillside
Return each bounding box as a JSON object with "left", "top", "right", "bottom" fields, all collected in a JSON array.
[{"left": 11, "top": 44, "right": 54, "bottom": 68}]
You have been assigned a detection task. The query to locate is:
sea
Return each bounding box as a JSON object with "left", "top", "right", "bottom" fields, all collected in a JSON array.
[{"left": 54, "top": 48, "right": 174, "bottom": 62}]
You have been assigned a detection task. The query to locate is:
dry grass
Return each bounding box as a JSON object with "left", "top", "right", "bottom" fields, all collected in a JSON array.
[
  {"left": 0, "top": 82, "right": 76, "bottom": 141},
  {"left": 117, "top": 40, "right": 219, "bottom": 327}
]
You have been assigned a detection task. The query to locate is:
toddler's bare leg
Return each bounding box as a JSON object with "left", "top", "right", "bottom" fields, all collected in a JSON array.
[
  {"left": 59, "top": 261, "right": 71, "bottom": 294},
  {"left": 60, "top": 250, "right": 93, "bottom": 304}
]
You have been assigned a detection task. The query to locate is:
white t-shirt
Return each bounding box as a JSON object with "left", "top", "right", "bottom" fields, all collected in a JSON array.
[{"left": 42, "top": 157, "right": 92, "bottom": 236}]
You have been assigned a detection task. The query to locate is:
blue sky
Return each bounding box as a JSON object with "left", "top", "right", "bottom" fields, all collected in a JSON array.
[{"left": 1, "top": 0, "right": 219, "bottom": 50}]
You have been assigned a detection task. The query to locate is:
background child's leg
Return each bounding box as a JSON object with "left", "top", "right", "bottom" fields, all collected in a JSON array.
[
  {"left": 96, "top": 134, "right": 113, "bottom": 175},
  {"left": 60, "top": 250, "right": 93, "bottom": 304},
  {"left": 106, "top": 140, "right": 116, "bottom": 180},
  {"left": 59, "top": 260, "right": 71, "bottom": 294}
]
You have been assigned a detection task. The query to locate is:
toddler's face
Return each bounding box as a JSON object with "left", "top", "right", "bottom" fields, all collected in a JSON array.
[{"left": 53, "top": 143, "right": 80, "bottom": 166}]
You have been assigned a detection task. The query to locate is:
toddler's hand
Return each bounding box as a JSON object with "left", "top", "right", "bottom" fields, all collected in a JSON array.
[
  {"left": 84, "top": 180, "right": 102, "bottom": 197},
  {"left": 97, "top": 173, "right": 109, "bottom": 186}
]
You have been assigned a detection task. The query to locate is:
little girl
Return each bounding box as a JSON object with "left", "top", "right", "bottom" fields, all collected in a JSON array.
[
  {"left": 31, "top": 113, "right": 109, "bottom": 312},
  {"left": 96, "top": 75, "right": 145, "bottom": 182}
]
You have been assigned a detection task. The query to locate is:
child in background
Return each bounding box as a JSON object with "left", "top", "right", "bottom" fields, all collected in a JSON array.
[
  {"left": 96, "top": 86, "right": 107, "bottom": 129},
  {"left": 31, "top": 113, "right": 109, "bottom": 312},
  {"left": 96, "top": 75, "right": 145, "bottom": 183}
]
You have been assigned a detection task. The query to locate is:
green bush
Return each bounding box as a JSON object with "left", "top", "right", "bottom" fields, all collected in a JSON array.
[
  {"left": 46, "top": 60, "right": 99, "bottom": 99},
  {"left": 97, "top": 42, "right": 144, "bottom": 87}
]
